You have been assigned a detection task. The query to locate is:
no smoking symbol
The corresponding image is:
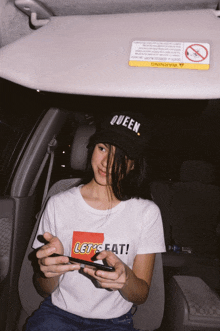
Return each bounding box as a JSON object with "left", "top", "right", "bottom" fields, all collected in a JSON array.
[{"left": 185, "top": 44, "right": 208, "bottom": 63}]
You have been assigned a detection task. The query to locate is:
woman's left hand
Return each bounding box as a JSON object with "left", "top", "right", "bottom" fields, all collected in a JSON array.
[{"left": 83, "top": 250, "right": 128, "bottom": 290}]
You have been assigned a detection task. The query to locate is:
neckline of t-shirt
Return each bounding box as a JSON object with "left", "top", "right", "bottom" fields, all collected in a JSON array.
[{"left": 75, "top": 185, "right": 126, "bottom": 215}]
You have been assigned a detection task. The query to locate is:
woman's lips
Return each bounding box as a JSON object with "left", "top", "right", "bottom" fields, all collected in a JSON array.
[{"left": 98, "top": 168, "right": 106, "bottom": 176}]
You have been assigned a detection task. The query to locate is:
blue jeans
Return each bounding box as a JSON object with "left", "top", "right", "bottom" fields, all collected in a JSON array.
[{"left": 25, "top": 296, "right": 136, "bottom": 331}]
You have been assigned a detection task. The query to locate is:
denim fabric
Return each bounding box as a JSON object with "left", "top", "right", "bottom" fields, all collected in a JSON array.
[{"left": 25, "top": 296, "right": 136, "bottom": 331}]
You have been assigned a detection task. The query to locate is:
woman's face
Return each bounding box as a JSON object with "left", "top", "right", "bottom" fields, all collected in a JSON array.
[
  {"left": 91, "top": 143, "right": 114, "bottom": 186},
  {"left": 91, "top": 143, "right": 134, "bottom": 187}
]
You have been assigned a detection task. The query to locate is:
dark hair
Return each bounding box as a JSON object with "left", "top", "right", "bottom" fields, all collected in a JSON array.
[{"left": 84, "top": 143, "right": 151, "bottom": 201}]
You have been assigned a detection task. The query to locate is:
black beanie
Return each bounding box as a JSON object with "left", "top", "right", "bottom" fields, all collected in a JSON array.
[{"left": 89, "top": 112, "right": 148, "bottom": 159}]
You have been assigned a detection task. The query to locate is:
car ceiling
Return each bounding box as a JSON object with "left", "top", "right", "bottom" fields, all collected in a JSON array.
[
  {"left": 14, "top": 0, "right": 220, "bottom": 16},
  {"left": 0, "top": 0, "right": 218, "bottom": 48}
]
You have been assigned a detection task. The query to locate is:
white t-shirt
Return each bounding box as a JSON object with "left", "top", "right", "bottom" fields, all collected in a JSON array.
[{"left": 33, "top": 186, "right": 166, "bottom": 319}]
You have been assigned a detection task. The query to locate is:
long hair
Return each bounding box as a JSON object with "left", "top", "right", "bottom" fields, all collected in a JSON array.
[{"left": 84, "top": 143, "right": 152, "bottom": 201}]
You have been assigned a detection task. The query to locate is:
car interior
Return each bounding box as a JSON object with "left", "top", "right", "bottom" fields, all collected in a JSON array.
[{"left": 1, "top": 1, "right": 220, "bottom": 330}]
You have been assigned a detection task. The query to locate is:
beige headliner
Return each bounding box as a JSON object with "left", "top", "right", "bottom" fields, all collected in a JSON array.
[{"left": 0, "top": 9, "right": 220, "bottom": 99}]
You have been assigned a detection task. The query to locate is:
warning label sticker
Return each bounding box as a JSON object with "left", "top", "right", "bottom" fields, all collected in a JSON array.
[{"left": 129, "top": 41, "right": 210, "bottom": 70}]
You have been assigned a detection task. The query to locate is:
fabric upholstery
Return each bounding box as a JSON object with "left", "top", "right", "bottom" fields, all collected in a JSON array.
[
  {"left": 180, "top": 160, "right": 216, "bottom": 183},
  {"left": 173, "top": 276, "right": 220, "bottom": 323}
]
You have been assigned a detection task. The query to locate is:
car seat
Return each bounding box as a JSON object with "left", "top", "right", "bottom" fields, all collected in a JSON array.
[
  {"left": 151, "top": 161, "right": 220, "bottom": 330},
  {"left": 151, "top": 160, "right": 220, "bottom": 288},
  {"left": 151, "top": 160, "right": 220, "bottom": 253},
  {"left": 17, "top": 123, "right": 165, "bottom": 331}
]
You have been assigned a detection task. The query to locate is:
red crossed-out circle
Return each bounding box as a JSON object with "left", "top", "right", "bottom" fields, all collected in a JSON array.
[{"left": 185, "top": 44, "right": 208, "bottom": 63}]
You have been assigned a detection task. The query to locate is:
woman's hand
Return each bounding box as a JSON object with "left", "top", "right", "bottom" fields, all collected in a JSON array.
[
  {"left": 83, "top": 250, "right": 128, "bottom": 290},
  {"left": 36, "top": 232, "right": 80, "bottom": 278},
  {"left": 84, "top": 251, "right": 155, "bottom": 305}
]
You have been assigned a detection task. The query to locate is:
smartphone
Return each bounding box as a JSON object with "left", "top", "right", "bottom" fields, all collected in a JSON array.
[{"left": 50, "top": 253, "right": 115, "bottom": 272}]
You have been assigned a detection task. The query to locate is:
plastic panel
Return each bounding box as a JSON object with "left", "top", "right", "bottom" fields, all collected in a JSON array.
[
  {"left": 1, "top": 10, "right": 220, "bottom": 99},
  {"left": 164, "top": 276, "right": 220, "bottom": 330}
]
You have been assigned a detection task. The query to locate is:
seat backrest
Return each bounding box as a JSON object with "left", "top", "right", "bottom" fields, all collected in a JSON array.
[
  {"left": 18, "top": 123, "right": 165, "bottom": 331},
  {"left": 152, "top": 160, "right": 220, "bottom": 256},
  {"left": 132, "top": 253, "right": 164, "bottom": 331},
  {"left": 151, "top": 180, "right": 173, "bottom": 246},
  {"left": 18, "top": 178, "right": 82, "bottom": 319},
  {"left": 171, "top": 161, "right": 220, "bottom": 255}
]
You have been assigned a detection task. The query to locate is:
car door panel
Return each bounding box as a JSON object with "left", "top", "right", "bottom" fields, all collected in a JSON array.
[
  {"left": 0, "top": 198, "right": 14, "bottom": 283},
  {"left": 0, "top": 195, "right": 35, "bottom": 331},
  {"left": 0, "top": 107, "right": 69, "bottom": 331}
]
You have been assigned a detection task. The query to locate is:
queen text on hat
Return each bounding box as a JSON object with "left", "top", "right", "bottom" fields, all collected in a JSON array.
[{"left": 110, "top": 115, "right": 140, "bottom": 135}]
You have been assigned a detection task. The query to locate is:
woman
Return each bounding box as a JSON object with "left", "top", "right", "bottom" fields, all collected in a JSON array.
[{"left": 25, "top": 112, "right": 165, "bottom": 331}]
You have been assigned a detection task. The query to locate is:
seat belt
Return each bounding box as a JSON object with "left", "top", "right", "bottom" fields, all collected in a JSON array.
[{"left": 28, "top": 137, "right": 57, "bottom": 204}]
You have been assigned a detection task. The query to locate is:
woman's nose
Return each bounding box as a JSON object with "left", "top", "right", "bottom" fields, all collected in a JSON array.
[{"left": 101, "top": 154, "right": 108, "bottom": 167}]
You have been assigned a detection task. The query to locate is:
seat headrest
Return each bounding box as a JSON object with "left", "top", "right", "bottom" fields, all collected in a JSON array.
[
  {"left": 180, "top": 160, "right": 216, "bottom": 184},
  {"left": 70, "top": 124, "right": 96, "bottom": 171}
]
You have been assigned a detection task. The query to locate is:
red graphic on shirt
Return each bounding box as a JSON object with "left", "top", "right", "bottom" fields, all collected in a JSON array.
[{"left": 71, "top": 231, "right": 104, "bottom": 262}]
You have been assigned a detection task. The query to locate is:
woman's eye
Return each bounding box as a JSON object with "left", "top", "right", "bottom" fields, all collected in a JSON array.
[{"left": 98, "top": 145, "right": 106, "bottom": 152}]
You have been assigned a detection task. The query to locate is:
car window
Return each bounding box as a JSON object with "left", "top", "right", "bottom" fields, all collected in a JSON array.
[
  {"left": 0, "top": 79, "right": 48, "bottom": 195},
  {"left": 0, "top": 120, "right": 22, "bottom": 194}
]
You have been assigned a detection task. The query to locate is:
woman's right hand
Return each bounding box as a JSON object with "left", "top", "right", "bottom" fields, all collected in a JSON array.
[{"left": 36, "top": 232, "right": 80, "bottom": 278}]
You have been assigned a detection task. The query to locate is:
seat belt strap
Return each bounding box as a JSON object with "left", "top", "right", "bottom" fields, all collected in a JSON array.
[
  {"left": 28, "top": 137, "right": 57, "bottom": 198},
  {"left": 42, "top": 138, "right": 57, "bottom": 204}
]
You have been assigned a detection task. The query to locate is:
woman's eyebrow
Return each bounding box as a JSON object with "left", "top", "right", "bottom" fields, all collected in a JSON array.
[{"left": 101, "top": 143, "right": 109, "bottom": 149}]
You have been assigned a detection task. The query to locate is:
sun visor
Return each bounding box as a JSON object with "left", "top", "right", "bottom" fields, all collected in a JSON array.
[{"left": 1, "top": 9, "right": 220, "bottom": 99}]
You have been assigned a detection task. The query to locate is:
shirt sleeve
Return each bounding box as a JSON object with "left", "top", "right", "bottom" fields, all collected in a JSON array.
[
  {"left": 32, "top": 197, "right": 56, "bottom": 250},
  {"left": 137, "top": 202, "right": 166, "bottom": 254}
]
